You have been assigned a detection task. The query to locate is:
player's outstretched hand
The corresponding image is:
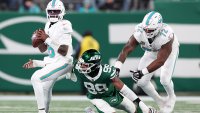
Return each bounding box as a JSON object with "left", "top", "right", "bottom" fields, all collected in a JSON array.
[
  {"left": 23, "top": 59, "right": 34, "bottom": 69},
  {"left": 130, "top": 70, "right": 144, "bottom": 82}
]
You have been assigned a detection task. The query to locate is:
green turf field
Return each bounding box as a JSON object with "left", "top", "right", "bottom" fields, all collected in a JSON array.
[{"left": 0, "top": 99, "right": 200, "bottom": 113}]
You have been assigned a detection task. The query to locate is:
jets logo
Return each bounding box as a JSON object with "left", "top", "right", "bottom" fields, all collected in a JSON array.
[
  {"left": 109, "top": 97, "right": 118, "bottom": 104},
  {"left": 88, "top": 55, "right": 101, "bottom": 61}
]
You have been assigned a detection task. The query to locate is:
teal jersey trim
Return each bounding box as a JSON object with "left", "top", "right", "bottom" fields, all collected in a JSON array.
[
  {"left": 146, "top": 11, "right": 156, "bottom": 25},
  {"left": 52, "top": 0, "right": 56, "bottom": 7},
  {"left": 48, "top": 46, "right": 55, "bottom": 58},
  {"left": 40, "top": 64, "right": 68, "bottom": 80}
]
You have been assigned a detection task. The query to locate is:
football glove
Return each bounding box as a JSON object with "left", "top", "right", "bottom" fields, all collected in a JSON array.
[{"left": 130, "top": 70, "right": 144, "bottom": 82}]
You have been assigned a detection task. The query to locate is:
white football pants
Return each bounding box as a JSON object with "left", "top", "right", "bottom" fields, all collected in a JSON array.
[
  {"left": 31, "top": 60, "right": 73, "bottom": 112},
  {"left": 137, "top": 46, "right": 179, "bottom": 105},
  {"left": 90, "top": 96, "right": 136, "bottom": 113}
]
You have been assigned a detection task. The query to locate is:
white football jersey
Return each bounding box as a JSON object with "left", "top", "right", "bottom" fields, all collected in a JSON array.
[
  {"left": 134, "top": 23, "right": 179, "bottom": 52},
  {"left": 43, "top": 19, "right": 73, "bottom": 64}
]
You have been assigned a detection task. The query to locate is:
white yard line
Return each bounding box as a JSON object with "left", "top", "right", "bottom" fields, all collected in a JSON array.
[{"left": 0, "top": 95, "right": 200, "bottom": 101}]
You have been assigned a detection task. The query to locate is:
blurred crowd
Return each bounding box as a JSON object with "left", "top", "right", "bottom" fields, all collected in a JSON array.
[{"left": 0, "top": 0, "right": 154, "bottom": 13}]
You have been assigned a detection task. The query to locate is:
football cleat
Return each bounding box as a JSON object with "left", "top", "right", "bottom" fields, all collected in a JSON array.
[
  {"left": 148, "top": 106, "right": 159, "bottom": 113},
  {"left": 38, "top": 110, "right": 46, "bottom": 113},
  {"left": 157, "top": 97, "right": 167, "bottom": 112},
  {"left": 161, "top": 95, "right": 176, "bottom": 113}
]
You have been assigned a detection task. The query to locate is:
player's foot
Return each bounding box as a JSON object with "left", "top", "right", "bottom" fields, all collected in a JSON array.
[
  {"left": 84, "top": 106, "right": 95, "bottom": 113},
  {"left": 157, "top": 97, "right": 167, "bottom": 112},
  {"left": 149, "top": 106, "right": 159, "bottom": 113},
  {"left": 38, "top": 110, "right": 46, "bottom": 113},
  {"left": 162, "top": 95, "right": 176, "bottom": 113}
]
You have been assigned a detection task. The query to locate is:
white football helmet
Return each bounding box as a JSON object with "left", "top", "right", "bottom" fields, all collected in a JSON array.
[
  {"left": 142, "top": 11, "right": 163, "bottom": 41},
  {"left": 46, "top": 0, "right": 65, "bottom": 22}
]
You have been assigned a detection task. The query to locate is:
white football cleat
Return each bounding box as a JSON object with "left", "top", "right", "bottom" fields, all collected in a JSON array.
[
  {"left": 157, "top": 97, "right": 167, "bottom": 112},
  {"left": 161, "top": 95, "right": 176, "bottom": 113},
  {"left": 38, "top": 110, "right": 46, "bottom": 113}
]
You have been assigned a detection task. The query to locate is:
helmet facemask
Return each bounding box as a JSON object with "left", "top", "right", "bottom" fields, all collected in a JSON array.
[
  {"left": 76, "top": 59, "right": 99, "bottom": 74},
  {"left": 142, "top": 11, "right": 163, "bottom": 43},
  {"left": 46, "top": 0, "right": 65, "bottom": 22},
  {"left": 143, "top": 28, "right": 159, "bottom": 43},
  {"left": 75, "top": 49, "right": 101, "bottom": 75}
]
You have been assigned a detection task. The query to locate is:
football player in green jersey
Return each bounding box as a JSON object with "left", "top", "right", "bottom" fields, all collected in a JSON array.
[{"left": 70, "top": 49, "right": 157, "bottom": 113}]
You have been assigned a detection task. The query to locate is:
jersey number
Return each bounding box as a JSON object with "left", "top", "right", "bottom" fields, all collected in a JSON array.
[
  {"left": 160, "top": 29, "right": 168, "bottom": 37},
  {"left": 84, "top": 82, "right": 108, "bottom": 94}
]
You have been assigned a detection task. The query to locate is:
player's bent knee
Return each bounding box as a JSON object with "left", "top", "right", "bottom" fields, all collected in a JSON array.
[
  {"left": 31, "top": 70, "right": 42, "bottom": 83},
  {"left": 137, "top": 79, "right": 148, "bottom": 87},
  {"left": 160, "top": 78, "right": 171, "bottom": 86},
  {"left": 160, "top": 69, "right": 172, "bottom": 86}
]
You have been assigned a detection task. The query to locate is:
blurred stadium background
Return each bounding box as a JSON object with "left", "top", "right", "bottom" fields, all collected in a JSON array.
[{"left": 0, "top": 0, "right": 200, "bottom": 112}]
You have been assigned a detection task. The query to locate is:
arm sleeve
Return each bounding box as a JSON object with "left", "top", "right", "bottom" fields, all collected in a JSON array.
[
  {"left": 32, "top": 60, "right": 46, "bottom": 67},
  {"left": 44, "top": 21, "right": 73, "bottom": 50}
]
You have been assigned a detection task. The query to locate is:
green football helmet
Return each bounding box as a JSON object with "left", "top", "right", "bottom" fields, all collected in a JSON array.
[{"left": 76, "top": 49, "right": 101, "bottom": 74}]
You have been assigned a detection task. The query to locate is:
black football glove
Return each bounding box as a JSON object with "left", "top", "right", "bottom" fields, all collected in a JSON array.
[
  {"left": 115, "top": 68, "right": 120, "bottom": 77},
  {"left": 130, "top": 70, "right": 144, "bottom": 82}
]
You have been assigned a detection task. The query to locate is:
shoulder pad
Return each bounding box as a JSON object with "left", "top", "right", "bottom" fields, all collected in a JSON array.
[
  {"left": 160, "top": 24, "right": 174, "bottom": 38},
  {"left": 134, "top": 23, "right": 143, "bottom": 42},
  {"left": 61, "top": 20, "right": 73, "bottom": 33},
  {"left": 102, "top": 64, "right": 117, "bottom": 79}
]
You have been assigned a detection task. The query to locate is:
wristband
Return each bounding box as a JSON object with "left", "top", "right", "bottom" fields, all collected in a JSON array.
[
  {"left": 114, "top": 61, "right": 123, "bottom": 69},
  {"left": 142, "top": 68, "right": 149, "bottom": 75}
]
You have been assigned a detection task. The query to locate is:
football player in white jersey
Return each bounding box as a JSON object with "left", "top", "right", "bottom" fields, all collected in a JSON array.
[
  {"left": 23, "top": 0, "right": 73, "bottom": 113},
  {"left": 114, "top": 11, "right": 179, "bottom": 113}
]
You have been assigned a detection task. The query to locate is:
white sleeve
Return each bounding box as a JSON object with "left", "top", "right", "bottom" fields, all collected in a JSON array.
[
  {"left": 32, "top": 60, "right": 46, "bottom": 67},
  {"left": 58, "top": 33, "right": 72, "bottom": 45},
  {"left": 44, "top": 29, "right": 72, "bottom": 50},
  {"left": 133, "top": 24, "right": 142, "bottom": 43}
]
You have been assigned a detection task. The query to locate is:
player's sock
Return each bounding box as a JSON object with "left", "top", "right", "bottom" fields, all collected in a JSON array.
[
  {"left": 140, "top": 82, "right": 164, "bottom": 105},
  {"left": 163, "top": 80, "right": 176, "bottom": 98}
]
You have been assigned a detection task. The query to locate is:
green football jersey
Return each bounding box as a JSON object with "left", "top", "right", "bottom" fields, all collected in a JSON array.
[{"left": 74, "top": 64, "right": 123, "bottom": 106}]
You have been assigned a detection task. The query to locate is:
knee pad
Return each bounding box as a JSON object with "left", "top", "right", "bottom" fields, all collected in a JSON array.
[{"left": 31, "top": 70, "right": 42, "bottom": 83}]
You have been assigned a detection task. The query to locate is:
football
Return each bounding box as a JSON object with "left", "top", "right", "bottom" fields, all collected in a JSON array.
[{"left": 31, "top": 29, "right": 44, "bottom": 48}]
